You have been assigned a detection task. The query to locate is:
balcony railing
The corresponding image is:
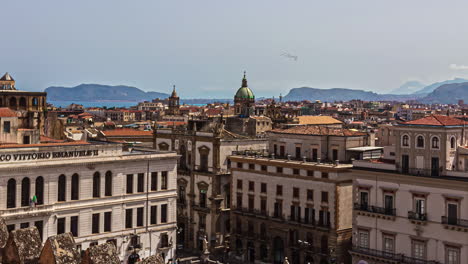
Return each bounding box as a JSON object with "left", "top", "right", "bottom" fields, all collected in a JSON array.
[
  {"left": 351, "top": 246, "right": 441, "bottom": 264},
  {"left": 408, "top": 211, "right": 427, "bottom": 221},
  {"left": 354, "top": 203, "right": 396, "bottom": 216},
  {"left": 441, "top": 216, "right": 468, "bottom": 228}
]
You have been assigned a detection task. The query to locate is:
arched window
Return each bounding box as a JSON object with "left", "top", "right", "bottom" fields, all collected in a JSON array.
[
  {"left": 431, "top": 137, "right": 440, "bottom": 149},
  {"left": 9, "top": 97, "right": 17, "bottom": 109},
  {"left": 199, "top": 146, "right": 210, "bottom": 172},
  {"left": 19, "top": 97, "right": 27, "bottom": 110},
  {"left": 21, "top": 178, "right": 30, "bottom": 207},
  {"left": 71, "top": 173, "right": 79, "bottom": 200},
  {"left": 105, "top": 171, "right": 112, "bottom": 196},
  {"left": 35, "top": 176, "right": 44, "bottom": 205},
  {"left": 58, "top": 175, "right": 66, "bottom": 202},
  {"left": 32, "top": 97, "right": 38, "bottom": 107},
  {"left": 416, "top": 136, "right": 424, "bottom": 148},
  {"left": 451, "top": 137, "right": 456, "bottom": 149},
  {"left": 93, "top": 172, "right": 101, "bottom": 198},
  {"left": 7, "top": 178, "right": 16, "bottom": 208},
  {"left": 402, "top": 135, "right": 409, "bottom": 147}
]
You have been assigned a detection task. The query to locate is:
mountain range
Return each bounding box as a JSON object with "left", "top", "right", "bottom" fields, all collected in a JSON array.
[
  {"left": 45, "top": 84, "right": 169, "bottom": 102},
  {"left": 45, "top": 79, "right": 468, "bottom": 105}
]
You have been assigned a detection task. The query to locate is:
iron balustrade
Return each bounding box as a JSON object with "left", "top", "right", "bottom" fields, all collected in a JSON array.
[
  {"left": 408, "top": 211, "right": 427, "bottom": 221},
  {"left": 354, "top": 203, "right": 396, "bottom": 216},
  {"left": 441, "top": 216, "right": 468, "bottom": 228},
  {"left": 351, "top": 246, "right": 441, "bottom": 264}
]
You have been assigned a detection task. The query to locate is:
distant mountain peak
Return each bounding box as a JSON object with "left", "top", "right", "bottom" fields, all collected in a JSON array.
[
  {"left": 45, "top": 84, "right": 169, "bottom": 102},
  {"left": 391, "top": 80, "right": 426, "bottom": 95}
]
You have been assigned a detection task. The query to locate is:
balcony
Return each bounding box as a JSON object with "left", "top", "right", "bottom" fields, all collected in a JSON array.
[
  {"left": 408, "top": 211, "right": 427, "bottom": 224},
  {"left": 350, "top": 246, "right": 441, "bottom": 264},
  {"left": 354, "top": 203, "right": 396, "bottom": 220},
  {"left": 192, "top": 203, "right": 210, "bottom": 213},
  {"left": 441, "top": 216, "right": 468, "bottom": 232}
]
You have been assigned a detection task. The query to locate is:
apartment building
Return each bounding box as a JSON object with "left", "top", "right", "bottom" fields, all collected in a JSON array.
[
  {"left": 228, "top": 126, "right": 375, "bottom": 264},
  {"left": 350, "top": 115, "right": 468, "bottom": 264}
]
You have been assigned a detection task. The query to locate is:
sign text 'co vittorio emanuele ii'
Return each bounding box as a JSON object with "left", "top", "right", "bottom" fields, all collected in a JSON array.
[{"left": 0, "top": 150, "right": 99, "bottom": 162}]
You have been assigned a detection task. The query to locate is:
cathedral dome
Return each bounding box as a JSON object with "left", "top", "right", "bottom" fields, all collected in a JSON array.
[
  {"left": 234, "top": 72, "right": 254, "bottom": 100},
  {"left": 235, "top": 86, "right": 254, "bottom": 100}
]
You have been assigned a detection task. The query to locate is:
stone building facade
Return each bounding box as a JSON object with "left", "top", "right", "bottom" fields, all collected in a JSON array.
[
  {"left": 154, "top": 119, "right": 267, "bottom": 255},
  {"left": 0, "top": 142, "right": 178, "bottom": 263},
  {"left": 350, "top": 115, "right": 468, "bottom": 264}
]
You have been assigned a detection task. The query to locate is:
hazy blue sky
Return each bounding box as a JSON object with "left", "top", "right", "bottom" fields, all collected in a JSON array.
[{"left": 3, "top": 0, "right": 468, "bottom": 98}]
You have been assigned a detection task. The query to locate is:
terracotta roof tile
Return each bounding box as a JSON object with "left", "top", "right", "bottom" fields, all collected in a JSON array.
[
  {"left": 0, "top": 107, "right": 17, "bottom": 117},
  {"left": 270, "top": 125, "right": 366, "bottom": 136},
  {"left": 296, "top": 116, "right": 342, "bottom": 125},
  {"left": 101, "top": 129, "right": 153, "bottom": 137},
  {"left": 402, "top": 115, "right": 468, "bottom": 126}
]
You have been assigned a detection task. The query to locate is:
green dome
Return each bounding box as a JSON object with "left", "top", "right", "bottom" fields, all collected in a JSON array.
[{"left": 235, "top": 86, "right": 255, "bottom": 99}]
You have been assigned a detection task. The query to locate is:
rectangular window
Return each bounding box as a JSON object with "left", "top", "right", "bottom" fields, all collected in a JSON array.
[
  {"left": 237, "top": 180, "right": 242, "bottom": 190},
  {"left": 126, "top": 174, "right": 133, "bottom": 194},
  {"left": 237, "top": 162, "right": 243, "bottom": 169},
  {"left": 248, "top": 196, "right": 254, "bottom": 211},
  {"left": 20, "top": 222, "right": 29, "bottom": 229},
  {"left": 276, "top": 167, "right": 283, "bottom": 173},
  {"left": 304, "top": 207, "right": 315, "bottom": 224},
  {"left": 412, "top": 240, "right": 426, "bottom": 260},
  {"left": 249, "top": 163, "right": 255, "bottom": 170},
  {"left": 7, "top": 224, "right": 14, "bottom": 233},
  {"left": 446, "top": 246, "right": 460, "bottom": 264},
  {"left": 307, "top": 190, "right": 314, "bottom": 201},
  {"left": 161, "top": 171, "right": 168, "bottom": 190},
  {"left": 261, "top": 165, "right": 267, "bottom": 171},
  {"left": 137, "top": 207, "right": 144, "bottom": 227},
  {"left": 322, "top": 172, "right": 329, "bottom": 179},
  {"left": 321, "top": 191, "right": 329, "bottom": 203},
  {"left": 307, "top": 170, "right": 314, "bottom": 177},
  {"left": 3, "top": 121, "right": 10, "bottom": 133},
  {"left": 137, "top": 173, "right": 144, "bottom": 192},
  {"left": 161, "top": 204, "right": 168, "bottom": 223},
  {"left": 70, "top": 216, "right": 79, "bottom": 237},
  {"left": 125, "top": 209, "right": 133, "bottom": 228},
  {"left": 261, "top": 183, "right": 267, "bottom": 193},
  {"left": 293, "top": 187, "right": 299, "bottom": 198},
  {"left": 276, "top": 185, "right": 283, "bottom": 196},
  {"left": 274, "top": 202, "right": 282, "bottom": 217},
  {"left": 383, "top": 234, "right": 395, "bottom": 253},
  {"left": 34, "top": 221, "right": 43, "bottom": 240},
  {"left": 199, "top": 214, "right": 206, "bottom": 230},
  {"left": 293, "top": 168, "right": 300, "bottom": 175},
  {"left": 260, "top": 199, "right": 267, "bottom": 214},
  {"left": 104, "top": 212, "right": 112, "bottom": 232},
  {"left": 151, "top": 205, "right": 157, "bottom": 225},
  {"left": 358, "top": 230, "right": 369, "bottom": 248},
  {"left": 151, "top": 172, "right": 158, "bottom": 191},
  {"left": 92, "top": 213, "right": 100, "bottom": 234},
  {"left": 249, "top": 181, "right": 254, "bottom": 191},
  {"left": 57, "top": 218, "right": 66, "bottom": 235},
  {"left": 237, "top": 194, "right": 243, "bottom": 208}
]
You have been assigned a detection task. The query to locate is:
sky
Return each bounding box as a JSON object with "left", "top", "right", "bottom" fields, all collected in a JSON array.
[{"left": 3, "top": 0, "right": 468, "bottom": 98}]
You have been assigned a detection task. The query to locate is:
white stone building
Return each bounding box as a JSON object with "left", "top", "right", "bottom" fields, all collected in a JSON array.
[{"left": 0, "top": 142, "right": 178, "bottom": 263}]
